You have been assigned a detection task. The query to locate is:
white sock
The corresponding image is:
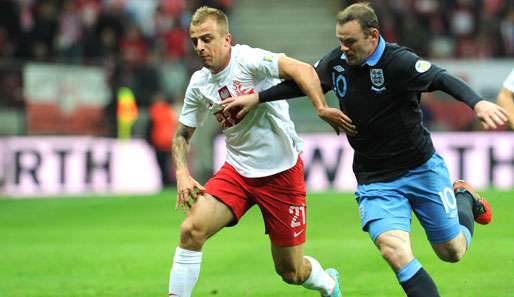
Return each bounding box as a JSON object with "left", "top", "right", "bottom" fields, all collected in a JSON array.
[
  {"left": 168, "top": 247, "right": 202, "bottom": 297},
  {"left": 302, "top": 256, "right": 336, "bottom": 296}
]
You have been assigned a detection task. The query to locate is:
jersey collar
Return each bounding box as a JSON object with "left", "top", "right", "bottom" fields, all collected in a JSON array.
[
  {"left": 365, "top": 35, "right": 385, "bottom": 66},
  {"left": 339, "top": 35, "right": 385, "bottom": 67}
]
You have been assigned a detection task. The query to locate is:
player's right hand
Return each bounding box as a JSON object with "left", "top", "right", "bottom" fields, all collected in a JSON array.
[
  {"left": 474, "top": 100, "right": 509, "bottom": 130},
  {"left": 221, "top": 93, "right": 259, "bottom": 119},
  {"left": 318, "top": 107, "right": 357, "bottom": 136},
  {"left": 176, "top": 173, "right": 206, "bottom": 212}
]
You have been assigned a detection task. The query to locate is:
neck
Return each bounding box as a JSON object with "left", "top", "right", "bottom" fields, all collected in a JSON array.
[
  {"left": 212, "top": 47, "right": 231, "bottom": 74},
  {"left": 367, "top": 39, "right": 379, "bottom": 58}
]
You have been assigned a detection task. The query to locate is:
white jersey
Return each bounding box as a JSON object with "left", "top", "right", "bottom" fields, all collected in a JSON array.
[
  {"left": 503, "top": 69, "right": 514, "bottom": 92},
  {"left": 179, "top": 44, "right": 303, "bottom": 178}
]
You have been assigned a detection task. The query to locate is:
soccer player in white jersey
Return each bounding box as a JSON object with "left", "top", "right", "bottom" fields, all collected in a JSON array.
[
  {"left": 497, "top": 69, "right": 514, "bottom": 129},
  {"left": 168, "top": 6, "right": 350, "bottom": 297}
]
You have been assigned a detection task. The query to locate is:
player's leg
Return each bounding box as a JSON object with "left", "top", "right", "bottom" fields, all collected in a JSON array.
[
  {"left": 271, "top": 244, "right": 341, "bottom": 297},
  {"left": 356, "top": 181, "right": 440, "bottom": 297},
  {"left": 372, "top": 228, "right": 439, "bottom": 297},
  {"left": 178, "top": 194, "right": 234, "bottom": 250},
  {"left": 430, "top": 179, "right": 492, "bottom": 261},
  {"left": 169, "top": 194, "right": 234, "bottom": 297},
  {"left": 252, "top": 156, "right": 341, "bottom": 296},
  {"left": 407, "top": 154, "right": 483, "bottom": 262},
  {"left": 169, "top": 163, "right": 252, "bottom": 297},
  {"left": 427, "top": 180, "right": 469, "bottom": 262}
]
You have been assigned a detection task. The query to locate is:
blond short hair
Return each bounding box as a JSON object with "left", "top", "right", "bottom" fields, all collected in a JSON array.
[{"left": 191, "top": 6, "right": 229, "bottom": 35}]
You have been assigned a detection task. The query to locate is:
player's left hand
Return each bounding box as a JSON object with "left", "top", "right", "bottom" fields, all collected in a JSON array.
[
  {"left": 176, "top": 173, "right": 206, "bottom": 212},
  {"left": 474, "top": 100, "right": 509, "bottom": 130}
]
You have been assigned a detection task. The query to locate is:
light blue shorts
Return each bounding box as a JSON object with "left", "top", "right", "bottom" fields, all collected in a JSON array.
[{"left": 355, "top": 153, "right": 460, "bottom": 244}]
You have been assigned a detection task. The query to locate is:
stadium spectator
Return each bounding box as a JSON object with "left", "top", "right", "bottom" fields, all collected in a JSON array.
[
  {"left": 500, "top": 6, "right": 514, "bottom": 56},
  {"left": 146, "top": 93, "right": 178, "bottom": 186},
  {"left": 0, "top": 1, "right": 18, "bottom": 58},
  {"left": 56, "top": 0, "right": 83, "bottom": 60},
  {"left": 497, "top": 68, "right": 514, "bottom": 129},
  {"left": 30, "top": 0, "right": 59, "bottom": 61},
  {"left": 169, "top": 6, "right": 344, "bottom": 297},
  {"left": 222, "top": 3, "right": 509, "bottom": 297},
  {"left": 119, "top": 22, "right": 148, "bottom": 66}
]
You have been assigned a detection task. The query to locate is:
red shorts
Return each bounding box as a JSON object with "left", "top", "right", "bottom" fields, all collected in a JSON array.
[{"left": 204, "top": 156, "right": 307, "bottom": 247}]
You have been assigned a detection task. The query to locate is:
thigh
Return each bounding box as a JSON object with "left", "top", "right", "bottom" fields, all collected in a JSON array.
[
  {"left": 250, "top": 157, "right": 307, "bottom": 247},
  {"left": 204, "top": 162, "right": 254, "bottom": 226},
  {"left": 406, "top": 153, "right": 461, "bottom": 244},
  {"left": 355, "top": 181, "right": 412, "bottom": 241},
  {"left": 186, "top": 194, "right": 235, "bottom": 239},
  {"left": 257, "top": 197, "right": 306, "bottom": 247}
]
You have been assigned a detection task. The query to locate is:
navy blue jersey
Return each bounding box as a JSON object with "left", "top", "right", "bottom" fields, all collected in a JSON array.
[
  {"left": 259, "top": 37, "right": 481, "bottom": 184},
  {"left": 314, "top": 40, "right": 446, "bottom": 184}
]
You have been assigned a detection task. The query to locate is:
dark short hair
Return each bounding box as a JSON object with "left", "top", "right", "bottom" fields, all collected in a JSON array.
[{"left": 336, "top": 2, "right": 378, "bottom": 36}]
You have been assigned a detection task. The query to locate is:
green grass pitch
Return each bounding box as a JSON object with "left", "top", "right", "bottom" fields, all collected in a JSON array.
[{"left": 1, "top": 189, "right": 513, "bottom": 297}]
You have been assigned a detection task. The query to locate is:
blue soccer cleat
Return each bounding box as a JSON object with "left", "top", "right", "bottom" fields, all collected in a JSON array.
[{"left": 325, "top": 268, "right": 342, "bottom": 297}]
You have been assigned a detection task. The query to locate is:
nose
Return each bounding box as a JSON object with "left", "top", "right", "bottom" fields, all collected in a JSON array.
[
  {"left": 196, "top": 40, "right": 206, "bottom": 52},
  {"left": 340, "top": 43, "right": 349, "bottom": 52}
]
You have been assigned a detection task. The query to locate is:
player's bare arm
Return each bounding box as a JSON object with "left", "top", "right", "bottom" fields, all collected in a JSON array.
[
  {"left": 277, "top": 55, "right": 357, "bottom": 135},
  {"left": 277, "top": 56, "right": 329, "bottom": 112},
  {"left": 172, "top": 123, "right": 206, "bottom": 211},
  {"left": 221, "top": 56, "right": 357, "bottom": 135},
  {"left": 496, "top": 87, "right": 514, "bottom": 129}
]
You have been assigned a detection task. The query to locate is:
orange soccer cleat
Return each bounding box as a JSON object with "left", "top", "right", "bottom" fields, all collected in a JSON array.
[{"left": 453, "top": 180, "right": 492, "bottom": 225}]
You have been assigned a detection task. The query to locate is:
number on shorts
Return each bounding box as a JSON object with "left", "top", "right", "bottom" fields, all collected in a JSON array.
[
  {"left": 438, "top": 187, "right": 457, "bottom": 213},
  {"left": 289, "top": 205, "right": 305, "bottom": 228}
]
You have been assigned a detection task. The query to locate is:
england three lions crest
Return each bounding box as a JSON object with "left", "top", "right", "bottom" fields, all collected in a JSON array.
[{"left": 370, "top": 68, "right": 386, "bottom": 92}]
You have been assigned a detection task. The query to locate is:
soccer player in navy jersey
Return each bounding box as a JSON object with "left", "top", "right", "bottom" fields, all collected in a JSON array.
[{"left": 222, "top": 3, "right": 508, "bottom": 296}]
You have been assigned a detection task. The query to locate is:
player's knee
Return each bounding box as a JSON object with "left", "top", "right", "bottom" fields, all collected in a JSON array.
[
  {"left": 436, "top": 245, "right": 465, "bottom": 263},
  {"left": 432, "top": 238, "right": 467, "bottom": 263},
  {"left": 379, "top": 245, "right": 398, "bottom": 262},
  {"left": 379, "top": 243, "right": 411, "bottom": 268},
  {"left": 179, "top": 219, "right": 208, "bottom": 248}
]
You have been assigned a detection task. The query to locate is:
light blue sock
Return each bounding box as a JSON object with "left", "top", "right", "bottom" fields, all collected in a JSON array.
[
  {"left": 397, "top": 258, "right": 422, "bottom": 283},
  {"left": 460, "top": 225, "right": 472, "bottom": 249}
]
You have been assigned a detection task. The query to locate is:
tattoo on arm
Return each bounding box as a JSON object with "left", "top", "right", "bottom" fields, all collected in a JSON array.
[{"left": 172, "top": 123, "right": 195, "bottom": 172}]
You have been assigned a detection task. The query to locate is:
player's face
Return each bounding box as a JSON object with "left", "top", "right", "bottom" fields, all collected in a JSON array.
[
  {"left": 336, "top": 20, "right": 378, "bottom": 66},
  {"left": 190, "top": 18, "right": 232, "bottom": 73}
]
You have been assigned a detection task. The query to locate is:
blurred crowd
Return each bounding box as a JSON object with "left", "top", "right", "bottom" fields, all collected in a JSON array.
[
  {"left": 1, "top": 0, "right": 511, "bottom": 63},
  {"left": 0, "top": 0, "right": 232, "bottom": 63},
  {"left": 0, "top": 0, "right": 232, "bottom": 112},
  {"left": 344, "top": 0, "right": 514, "bottom": 58},
  {"left": 0, "top": 0, "right": 513, "bottom": 134}
]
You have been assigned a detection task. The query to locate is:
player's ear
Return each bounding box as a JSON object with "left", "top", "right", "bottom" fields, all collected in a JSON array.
[
  {"left": 370, "top": 28, "right": 379, "bottom": 40},
  {"left": 224, "top": 33, "right": 232, "bottom": 47}
]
